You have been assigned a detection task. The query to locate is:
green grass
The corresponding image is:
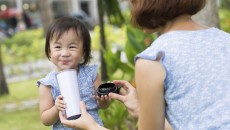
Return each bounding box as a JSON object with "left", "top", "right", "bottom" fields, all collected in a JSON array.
[
  {"left": 0, "top": 107, "right": 51, "bottom": 130},
  {"left": 0, "top": 78, "right": 39, "bottom": 104},
  {"left": 0, "top": 78, "right": 52, "bottom": 130}
]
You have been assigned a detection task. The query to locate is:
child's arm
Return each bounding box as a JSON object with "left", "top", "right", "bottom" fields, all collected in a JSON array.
[
  {"left": 94, "top": 74, "right": 111, "bottom": 109},
  {"left": 39, "top": 84, "right": 59, "bottom": 126}
]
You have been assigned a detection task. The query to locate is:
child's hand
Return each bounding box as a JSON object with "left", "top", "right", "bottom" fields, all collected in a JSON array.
[
  {"left": 94, "top": 95, "right": 110, "bottom": 102},
  {"left": 94, "top": 95, "right": 111, "bottom": 109},
  {"left": 55, "top": 95, "right": 66, "bottom": 111}
]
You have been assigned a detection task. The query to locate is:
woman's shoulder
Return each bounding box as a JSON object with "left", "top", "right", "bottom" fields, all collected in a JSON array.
[{"left": 210, "top": 28, "right": 230, "bottom": 40}]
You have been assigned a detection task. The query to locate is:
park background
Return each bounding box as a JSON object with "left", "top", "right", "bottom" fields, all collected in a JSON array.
[{"left": 0, "top": 0, "right": 230, "bottom": 130}]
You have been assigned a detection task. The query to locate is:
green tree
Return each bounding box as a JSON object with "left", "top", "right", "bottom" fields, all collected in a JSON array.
[
  {"left": 192, "top": 0, "right": 220, "bottom": 28},
  {"left": 0, "top": 34, "right": 9, "bottom": 95},
  {"left": 221, "top": 0, "right": 230, "bottom": 9},
  {"left": 97, "top": 0, "right": 124, "bottom": 81}
]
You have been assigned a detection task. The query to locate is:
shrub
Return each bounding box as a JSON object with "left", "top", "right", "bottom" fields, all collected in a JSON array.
[{"left": 2, "top": 29, "right": 45, "bottom": 65}]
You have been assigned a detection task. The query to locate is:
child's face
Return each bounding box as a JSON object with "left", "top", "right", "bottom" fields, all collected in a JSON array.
[{"left": 49, "top": 29, "right": 84, "bottom": 71}]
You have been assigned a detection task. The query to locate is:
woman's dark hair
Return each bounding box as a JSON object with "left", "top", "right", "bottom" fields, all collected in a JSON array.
[
  {"left": 45, "top": 16, "right": 91, "bottom": 65},
  {"left": 131, "top": 0, "right": 207, "bottom": 29}
]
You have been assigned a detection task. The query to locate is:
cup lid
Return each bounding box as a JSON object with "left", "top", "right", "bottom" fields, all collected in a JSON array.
[{"left": 97, "top": 83, "right": 120, "bottom": 97}]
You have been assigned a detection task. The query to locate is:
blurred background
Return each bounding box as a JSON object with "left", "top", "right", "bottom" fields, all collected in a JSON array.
[{"left": 0, "top": 0, "right": 229, "bottom": 130}]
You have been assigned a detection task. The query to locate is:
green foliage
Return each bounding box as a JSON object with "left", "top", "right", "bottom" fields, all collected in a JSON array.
[
  {"left": 103, "top": 45, "right": 134, "bottom": 80},
  {"left": 103, "top": 25, "right": 156, "bottom": 81},
  {"left": 123, "top": 10, "right": 132, "bottom": 25},
  {"left": 1, "top": 29, "right": 45, "bottom": 65},
  {"left": 219, "top": 9, "right": 230, "bottom": 33},
  {"left": 125, "top": 25, "right": 156, "bottom": 66},
  {"left": 100, "top": 25, "right": 156, "bottom": 129},
  {"left": 102, "top": 0, "right": 124, "bottom": 27},
  {"left": 91, "top": 24, "right": 127, "bottom": 51},
  {"left": 99, "top": 100, "right": 136, "bottom": 130},
  {"left": 93, "top": 24, "right": 134, "bottom": 80}
]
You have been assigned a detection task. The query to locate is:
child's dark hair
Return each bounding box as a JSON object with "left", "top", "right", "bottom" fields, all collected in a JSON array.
[
  {"left": 131, "top": 0, "right": 207, "bottom": 30},
  {"left": 45, "top": 16, "right": 91, "bottom": 65}
]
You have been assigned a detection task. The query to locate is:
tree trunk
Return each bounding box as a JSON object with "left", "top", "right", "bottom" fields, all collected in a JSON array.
[
  {"left": 0, "top": 44, "right": 9, "bottom": 95},
  {"left": 192, "top": 0, "right": 220, "bottom": 28},
  {"left": 38, "top": 0, "right": 54, "bottom": 36},
  {"left": 97, "top": 0, "right": 108, "bottom": 81}
]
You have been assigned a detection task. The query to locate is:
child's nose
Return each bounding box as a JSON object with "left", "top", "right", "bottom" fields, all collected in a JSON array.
[{"left": 61, "top": 49, "right": 70, "bottom": 56}]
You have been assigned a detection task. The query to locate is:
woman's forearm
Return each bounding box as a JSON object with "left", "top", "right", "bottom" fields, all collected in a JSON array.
[{"left": 93, "top": 123, "right": 110, "bottom": 130}]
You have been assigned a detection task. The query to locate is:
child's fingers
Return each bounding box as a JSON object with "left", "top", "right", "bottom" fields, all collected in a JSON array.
[
  {"left": 94, "top": 95, "right": 100, "bottom": 100},
  {"left": 56, "top": 103, "right": 66, "bottom": 111},
  {"left": 55, "top": 97, "right": 66, "bottom": 111},
  {"left": 94, "top": 94, "right": 111, "bottom": 101},
  {"left": 100, "top": 95, "right": 106, "bottom": 101},
  {"left": 58, "top": 95, "right": 64, "bottom": 100},
  {"left": 104, "top": 95, "right": 109, "bottom": 100},
  {"left": 101, "top": 95, "right": 110, "bottom": 101}
]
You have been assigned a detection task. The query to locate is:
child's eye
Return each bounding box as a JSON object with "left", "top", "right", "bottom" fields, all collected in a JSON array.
[
  {"left": 54, "top": 46, "right": 61, "bottom": 48},
  {"left": 70, "top": 46, "right": 77, "bottom": 48}
]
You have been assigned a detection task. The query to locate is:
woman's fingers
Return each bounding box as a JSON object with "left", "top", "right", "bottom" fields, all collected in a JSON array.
[
  {"left": 113, "top": 80, "right": 133, "bottom": 91},
  {"left": 109, "top": 92, "right": 125, "bottom": 103}
]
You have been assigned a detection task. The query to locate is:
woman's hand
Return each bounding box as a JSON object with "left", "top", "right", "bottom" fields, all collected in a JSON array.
[
  {"left": 109, "top": 80, "right": 139, "bottom": 118},
  {"left": 59, "top": 101, "right": 109, "bottom": 130}
]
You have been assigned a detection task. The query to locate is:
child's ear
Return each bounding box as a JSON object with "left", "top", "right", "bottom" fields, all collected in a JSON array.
[{"left": 80, "top": 57, "right": 84, "bottom": 64}]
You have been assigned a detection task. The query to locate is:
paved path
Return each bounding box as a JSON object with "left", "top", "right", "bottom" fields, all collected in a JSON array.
[{"left": 0, "top": 99, "right": 38, "bottom": 112}]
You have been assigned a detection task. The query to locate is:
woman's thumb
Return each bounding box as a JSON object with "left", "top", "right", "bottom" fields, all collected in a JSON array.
[{"left": 109, "top": 93, "right": 125, "bottom": 103}]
